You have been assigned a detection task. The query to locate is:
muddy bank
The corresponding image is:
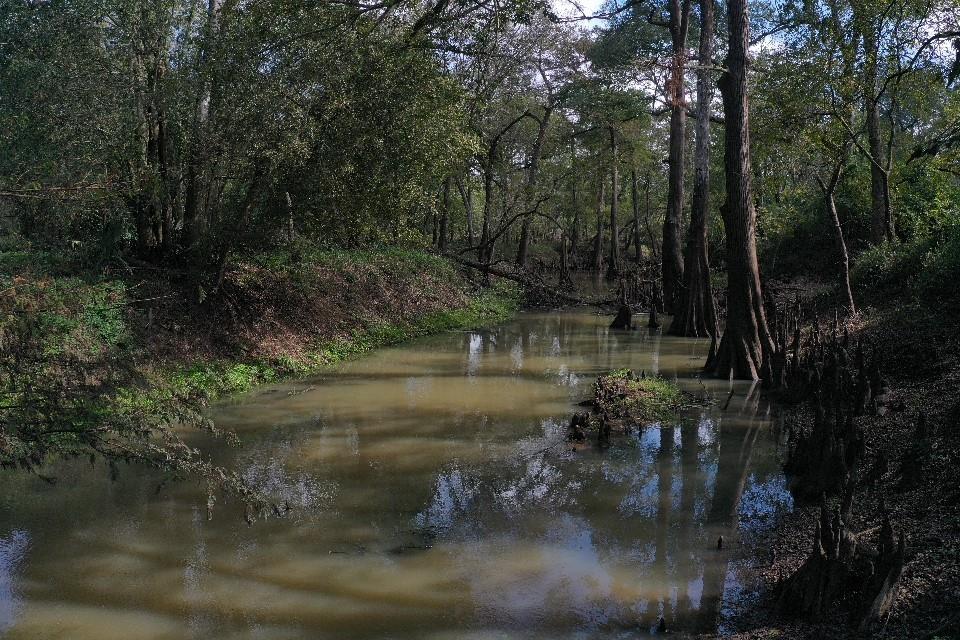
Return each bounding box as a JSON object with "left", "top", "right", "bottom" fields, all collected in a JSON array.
[{"left": 716, "top": 303, "right": 960, "bottom": 639}]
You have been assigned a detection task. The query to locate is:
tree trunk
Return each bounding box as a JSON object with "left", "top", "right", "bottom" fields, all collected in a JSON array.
[
  {"left": 559, "top": 233, "right": 573, "bottom": 286},
  {"left": 662, "top": 0, "right": 692, "bottom": 312},
  {"left": 285, "top": 191, "right": 295, "bottom": 242},
  {"left": 817, "top": 168, "right": 856, "bottom": 315},
  {"left": 183, "top": 0, "right": 221, "bottom": 253},
  {"left": 439, "top": 177, "right": 450, "bottom": 253},
  {"left": 517, "top": 106, "right": 553, "bottom": 268},
  {"left": 862, "top": 26, "right": 895, "bottom": 244},
  {"left": 457, "top": 177, "right": 475, "bottom": 245},
  {"left": 606, "top": 127, "right": 621, "bottom": 280},
  {"left": 711, "top": 0, "right": 775, "bottom": 381},
  {"left": 670, "top": 0, "right": 718, "bottom": 338},
  {"left": 571, "top": 140, "right": 581, "bottom": 264},
  {"left": 827, "top": 189, "right": 857, "bottom": 314},
  {"left": 631, "top": 168, "right": 644, "bottom": 263},
  {"left": 140, "top": 47, "right": 173, "bottom": 257},
  {"left": 643, "top": 172, "right": 659, "bottom": 259},
  {"left": 572, "top": 185, "right": 581, "bottom": 265},
  {"left": 592, "top": 175, "right": 605, "bottom": 274},
  {"left": 480, "top": 158, "right": 495, "bottom": 270}
]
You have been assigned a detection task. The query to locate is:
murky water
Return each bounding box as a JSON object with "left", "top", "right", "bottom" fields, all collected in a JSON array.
[{"left": 0, "top": 312, "right": 791, "bottom": 639}]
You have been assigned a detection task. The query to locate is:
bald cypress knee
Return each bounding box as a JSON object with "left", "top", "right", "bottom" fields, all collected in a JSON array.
[{"left": 710, "top": 0, "right": 775, "bottom": 381}]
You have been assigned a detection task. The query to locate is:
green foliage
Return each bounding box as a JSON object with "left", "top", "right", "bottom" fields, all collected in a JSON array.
[
  {"left": 594, "top": 369, "right": 685, "bottom": 426},
  {"left": 916, "top": 224, "right": 960, "bottom": 306},
  {"left": 0, "top": 0, "right": 474, "bottom": 260},
  {"left": 0, "top": 276, "right": 128, "bottom": 360},
  {"left": 852, "top": 222, "right": 960, "bottom": 310},
  {"left": 851, "top": 238, "right": 931, "bottom": 295},
  {"left": 0, "top": 247, "right": 519, "bottom": 492}
]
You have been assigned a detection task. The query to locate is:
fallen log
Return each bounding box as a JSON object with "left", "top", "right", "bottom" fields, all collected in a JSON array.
[{"left": 447, "top": 254, "right": 586, "bottom": 305}]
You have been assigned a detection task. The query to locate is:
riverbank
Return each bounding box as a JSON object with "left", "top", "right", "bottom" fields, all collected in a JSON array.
[
  {"left": 0, "top": 245, "right": 519, "bottom": 488},
  {"left": 717, "top": 300, "right": 960, "bottom": 640}
]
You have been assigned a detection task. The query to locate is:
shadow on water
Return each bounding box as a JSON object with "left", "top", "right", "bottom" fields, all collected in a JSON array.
[{"left": 0, "top": 311, "right": 792, "bottom": 639}]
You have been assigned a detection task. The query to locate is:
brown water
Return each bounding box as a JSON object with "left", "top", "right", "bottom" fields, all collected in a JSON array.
[{"left": 0, "top": 311, "right": 791, "bottom": 639}]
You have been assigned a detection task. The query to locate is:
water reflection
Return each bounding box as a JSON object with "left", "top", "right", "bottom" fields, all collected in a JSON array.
[
  {"left": 0, "top": 312, "right": 791, "bottom": 638},
  {"left": 0, "top": 530, "right": 28, "bottom": 633}
]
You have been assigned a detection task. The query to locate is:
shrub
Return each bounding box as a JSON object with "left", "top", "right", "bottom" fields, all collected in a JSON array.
[
  {"left": 851, "top": 222, "right": 960, "bottom": 310},
  {"left": 916, "top": 223, "right": 960, "bottom": 309}
]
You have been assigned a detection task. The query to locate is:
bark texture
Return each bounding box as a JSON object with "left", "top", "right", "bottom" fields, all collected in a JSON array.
[
  {"left": 711, "top": 0, "right": 775, "bottom": 381},
  {"left": 816, "top": 157, "right": 856, "bottom": 315},
  {"left": 661, "top": 0, "right": 692, "bottom": 313},
  {"left": 631, "top": 168, "right": 644, "bottom": 263},
  {"left": 606, "top": 127, "right": 621, "bottom": 280},
  {"left": 862, "top": 26, "right": 895, "bottom": 243},
  {"left": 592, "top": 174, "right": 605, "bottom": 274},
  {"left": 670, "top": 0, "right": 718, "bottom": 338},
  {"left": 517, "top": 106, "right": 553, "bottom": 267}
]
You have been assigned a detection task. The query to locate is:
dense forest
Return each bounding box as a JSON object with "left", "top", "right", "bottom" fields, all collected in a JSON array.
[{"left": 1, "top": 0, "right": 959, "bottom": 636}]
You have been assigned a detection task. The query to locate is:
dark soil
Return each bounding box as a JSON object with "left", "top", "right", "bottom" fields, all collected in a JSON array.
[{"left": 717, "top": 301, "right": 960, "bottom": 639}]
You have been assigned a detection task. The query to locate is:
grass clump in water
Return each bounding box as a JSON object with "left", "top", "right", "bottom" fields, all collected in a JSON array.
[{"left": 593, "top": 369, "right": 685, "bottom": 431}]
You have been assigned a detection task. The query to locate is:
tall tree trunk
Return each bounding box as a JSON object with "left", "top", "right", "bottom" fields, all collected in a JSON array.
[
  {"left": 592, "top": 175, "right": 605, "bottom": 274},
  {"left": 862, "top": 26, "right": 895, "bottom": 243},
  {"left": 631, "top": 167, "right": 644, "bottom": 263},
  {"left": 140, "top": 45, "right": 173, "bottom": 256},
  {"left": 517, "top": 217, "right": 531, "bottom": 266},
  {"left": 606, "top": 126, "right": 621, "bottom": 280},
  {"left": 662, "top": 0, "right": 692, "bottom": 312},
  {"left": 183, "top": 0, "right": 221, "bottom": 253},
  {"left": 457, "top": 177, "right": 475, "bottom": 245},
  {"left": 439, "top": 177, "right": 451, "bottom": 253},
  {"left": 480, "top": 160, "right": 495, "bottom": 268},
  {"left": 643, "top": 172, "right": 659, "bottom": 260},
  {"left": 570, "top": 139, "right": 581, "bottom": 264},
  {"left": 285, "top": 191, "right": 295, "bottom": 242},
  {"left": 571, "top": 185, "right": 581, "bottom": 265},
  {"left": 559, "top": 233, "right": 573, "bottom": 285},
  {"left": 712, "top": 0, "right": 775, "bottom": 381},
  {"left": 517, "top": 106, "right": 553, "bottom": 268},
  {"left": 670, "top": 0, "right": 718, "bottom": 338}
]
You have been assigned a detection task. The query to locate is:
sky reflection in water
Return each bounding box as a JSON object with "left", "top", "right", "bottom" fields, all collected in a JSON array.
[{"left": 0, "top": 311, "right": 792, "bottom": 639}]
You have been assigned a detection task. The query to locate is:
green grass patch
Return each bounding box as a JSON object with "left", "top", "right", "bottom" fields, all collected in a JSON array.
[{"left": 595, "top": 369, "right": 685, "bottom": 427}]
